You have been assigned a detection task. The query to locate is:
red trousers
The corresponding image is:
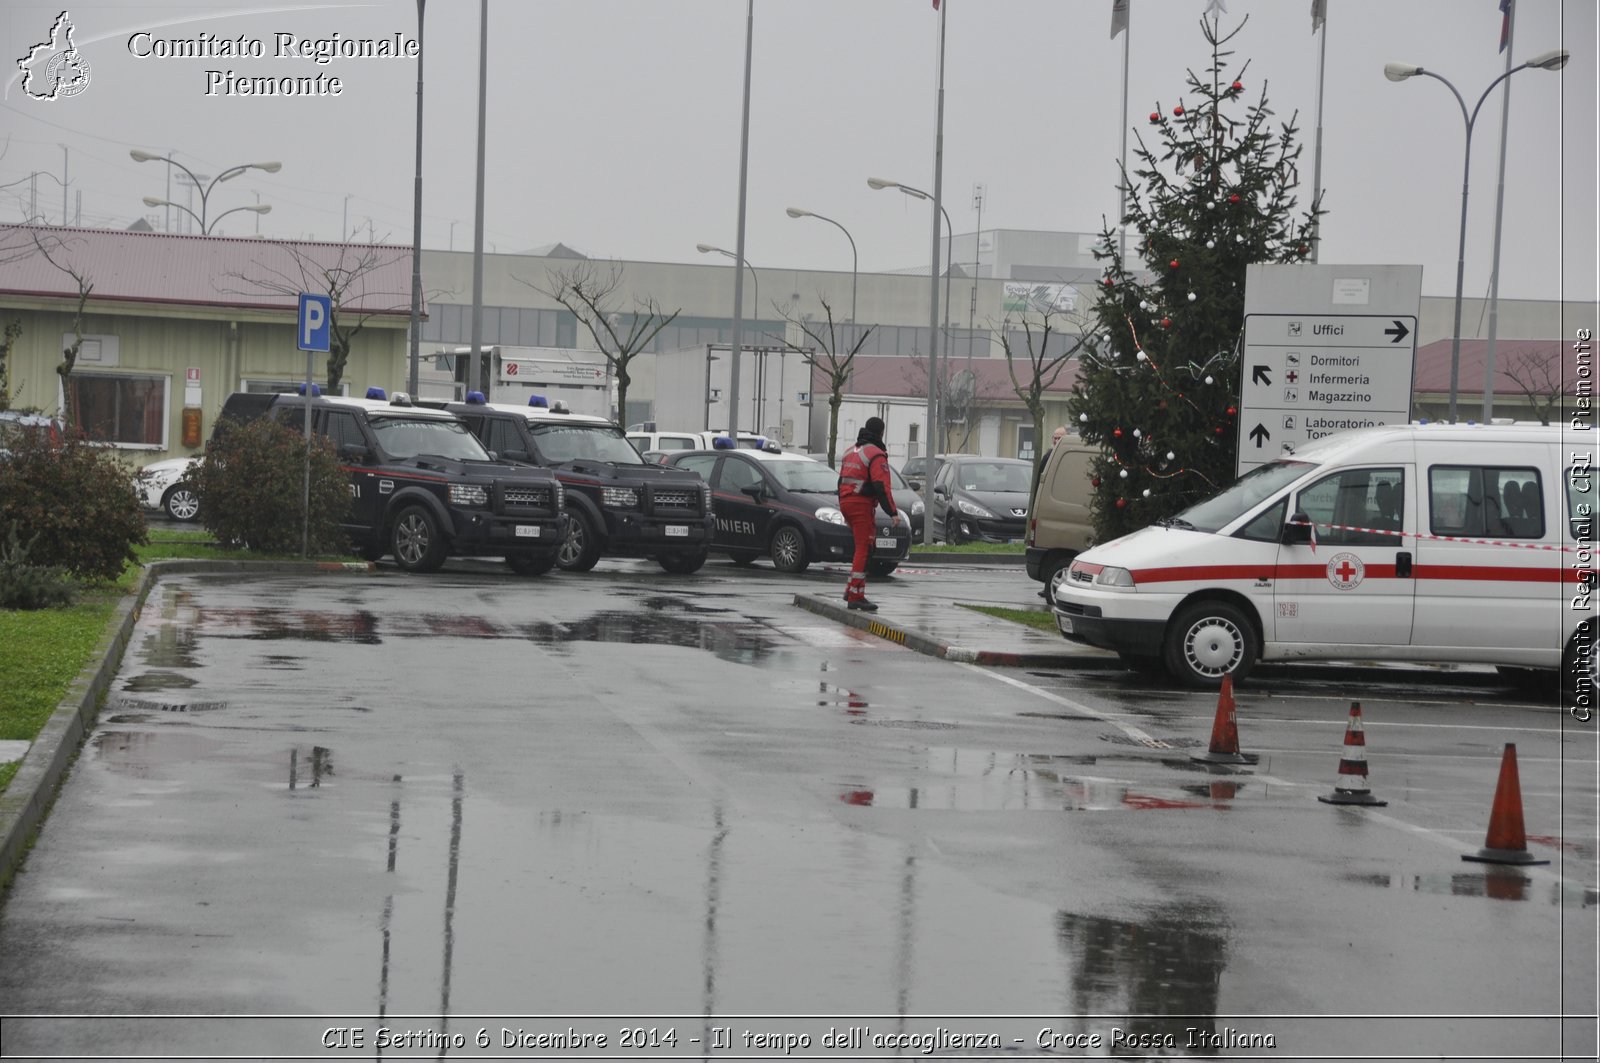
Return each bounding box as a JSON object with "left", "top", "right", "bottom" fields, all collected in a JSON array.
[{"left": 842, "top": 496, "right": 878, "bottom": 601}]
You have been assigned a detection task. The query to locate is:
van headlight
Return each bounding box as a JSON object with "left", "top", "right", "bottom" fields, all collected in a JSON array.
[
  {"left": 1095, "top": 566, "right": 1135, "bottom": 588},
  {"left": 814, "top": 506, "right": 847, "bottom": 525},
  {"left": 956, "top": 498, "right": 995, "bottom": 518}
]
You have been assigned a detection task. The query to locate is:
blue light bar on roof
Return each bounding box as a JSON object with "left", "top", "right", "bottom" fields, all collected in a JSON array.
[
  {"left": 528, "top": 395, "right": 548, "bottom": 408},
  {"left": 465, "top": 390, "right": 486, "bottom": 404},
  {"left": 712, "top": 435, "right": 735, "bottom": 449},
  {"left": 296, "top": 382, "right": 321, "bottom": 396},
  {"left": 366, "top": 387, "right": 387, "bottom": 400}
]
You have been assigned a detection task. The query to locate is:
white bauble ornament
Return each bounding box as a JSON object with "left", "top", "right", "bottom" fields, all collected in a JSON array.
[
  {"left": 1142, "top": 489, "right": 1152, "bottom": 498},
  {"left": 1166, "top": 451, "right": 1175, "bottom": 460},
  {"left": 1118, "top": 469, "right": 1128, "bottom": 479},
  {"left": 1187, "top": 292, "right": 1197, "bottom": 302},
  {"left": 1205, "top": 375, "right": 1214, "bottom": 384}
]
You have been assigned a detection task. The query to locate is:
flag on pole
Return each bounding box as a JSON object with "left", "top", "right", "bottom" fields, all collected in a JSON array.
[
  {"left": 1111, "top": 0, "right": 1128, "bottom": 38},
  {"left": 1312, "top": 0, "right": 1326, "bottom": 33},
  {"left": 1498, "top": 0, "right": 1512, "bottom": 52}
]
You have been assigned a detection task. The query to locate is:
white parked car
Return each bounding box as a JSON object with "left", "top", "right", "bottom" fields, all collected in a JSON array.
[{"left": 135, "top": 456, "right": 202, "bottom": 522}]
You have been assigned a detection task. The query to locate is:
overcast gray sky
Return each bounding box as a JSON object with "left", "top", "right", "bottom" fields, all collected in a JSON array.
[{"left": 2, "top": 0, "right": 1594, "bottom": 304}]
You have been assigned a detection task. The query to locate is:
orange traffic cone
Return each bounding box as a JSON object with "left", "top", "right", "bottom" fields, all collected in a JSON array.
[
  {"left": 1462, "top": 743, "right": 1549, "bottom": 866},
  {"left": 1318, "top": 702, "right": 1387, "bottom": 807},
  {"left": 1190, "top": 676, "right": 1259, "bottom": 766}
]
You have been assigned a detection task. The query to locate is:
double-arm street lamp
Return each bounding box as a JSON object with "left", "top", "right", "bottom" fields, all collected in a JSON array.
[
  {"left": 1383, "top": 47, "right": 1569, "bottom": 422},
  {"left": 784, "top": 207, "right": 857, "bottom": 328},
  {"left": 131, "top": 150, "right": 281, "bottom": 235},
  {"left": 697, "top": 243, "right": 760, "bottom": 320}
]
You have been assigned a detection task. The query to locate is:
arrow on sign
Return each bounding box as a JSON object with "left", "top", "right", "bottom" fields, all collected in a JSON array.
[
  {"left": 1249, "top": 423, "right": 1271, "bottom": 448},
  {"left": 1384, "top": 319, "right": 1410, "bottom": 344},
  {"left": 1251, "top": 365, "right": 1272, "bottom": 386}
]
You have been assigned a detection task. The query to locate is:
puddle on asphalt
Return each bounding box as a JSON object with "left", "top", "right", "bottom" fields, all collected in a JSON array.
[
  {"left": 287, "top": 745, "right": 336, "bottom": 790},
  {"left": 1342, "top": 870, "right": 1598, "bottom": 907},
  {"left": 122, "top": 671, "right": 198, "bottom": 692},
  {"left": 109, "top": 696, "right": 227, "bottom": 715},
  {"left": 517, "top": 610, "right": 776, "bottom": 664},
  {"left": 139, "top": 623, "right": 199, "bottom": 669},
  {"left": 200, "top": 607, "right": 385, "bottom": 643},
  {"left": 837, "top": 750, "right": 1248, "bottom": 812},
  {"left": 91, "top": 729, "right": 224, "bottom": 776},
  {"left": 1055, "top": 908, "right": 1231, "bottom": 1050},
  {"left": 817, "top": 682, "right": 869, "bottom": 715}
]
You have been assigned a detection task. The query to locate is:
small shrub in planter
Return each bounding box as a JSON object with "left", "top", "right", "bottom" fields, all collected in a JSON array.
[
  {"left": 193, "top": 416, "right": 349, "bottom": 555},
  {"left": 0, "top": 430, "right": 146, "bottom": 582},
  {"left": 0, "top": 520, "right": 77, "bottom": 609}
]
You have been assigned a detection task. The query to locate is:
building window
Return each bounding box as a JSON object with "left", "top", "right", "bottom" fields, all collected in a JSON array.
[{"left": 68, "top": 372, "right": 169, "bottom": 448}]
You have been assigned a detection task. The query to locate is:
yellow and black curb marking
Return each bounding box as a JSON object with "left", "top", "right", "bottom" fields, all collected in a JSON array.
[{"left": 866, "top": 619, "right": 907, "bottom": 644}]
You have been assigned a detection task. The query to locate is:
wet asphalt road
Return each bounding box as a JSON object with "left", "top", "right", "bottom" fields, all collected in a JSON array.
[{"left": 0, "top": 557, "right": 1595, "bottom": 1061}]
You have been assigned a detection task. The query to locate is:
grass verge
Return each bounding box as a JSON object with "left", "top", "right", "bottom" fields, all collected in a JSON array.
[
  {"left": 958, "top": 602, "right": 1058, "bottom": 631},
  {"left": 912, "top": 541, "right": 1027, "bottom": 555}
]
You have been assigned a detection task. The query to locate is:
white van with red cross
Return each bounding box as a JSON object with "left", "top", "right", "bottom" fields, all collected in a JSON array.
[{"left": 1051, "top": 424, "right": 1596, "bottom": 697}]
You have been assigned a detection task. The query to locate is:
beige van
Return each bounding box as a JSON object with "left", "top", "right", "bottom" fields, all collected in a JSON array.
[{"left": 1024, "top": 436, "right": 1097, "bottom": 604}]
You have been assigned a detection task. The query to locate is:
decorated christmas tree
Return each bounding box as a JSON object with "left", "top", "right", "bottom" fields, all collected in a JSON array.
[{"left": 1069, "top": 16, "right": 1322, "bottom": 542}]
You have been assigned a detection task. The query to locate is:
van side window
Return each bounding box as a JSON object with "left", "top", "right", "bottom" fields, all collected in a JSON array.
[
  {"left": 1295, "top": 467, "right": 1404, "bottom": 546},
  {"left": 486, "top": 418, "right": 521, "bottom": 457},
  {"left": 1236, "top": 498, "right": 1287, "bottom": 543},
  {"left": 1429, "top": 466, "right": 1543, "bottom": 539},
  {"left": 325, "top": 411, "right": 364, "bottom": 450},
  {"left": 1569, "top": 465, "right": 1596, "bottom": 542}
]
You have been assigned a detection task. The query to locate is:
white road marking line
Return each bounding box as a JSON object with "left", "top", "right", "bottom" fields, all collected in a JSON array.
[{"left": 959, "top": 663, "right": 1165, "bottom": 747}]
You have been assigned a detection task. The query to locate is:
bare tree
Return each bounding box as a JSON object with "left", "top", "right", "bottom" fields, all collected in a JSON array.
[
  {"left": 518, "top": 262, "right": 680, "bottom": 424},
  {"left": 29, "top": 230, "right": 93, "bottom": 431},
  {"left": 901, "top": 354, "right": 1001, "bottom": 455},
  {"left": 1500, "top": 348, "right": 1564, "bottom": 426},
  {"left": 220, "top": 239, "right": 409, "bottom": 393},
  {"left": 775, "top": 295, "right": 874, "bottom": 467},
  {"left": 998, "top": 304, "right": 1092, "bottom": 480}
]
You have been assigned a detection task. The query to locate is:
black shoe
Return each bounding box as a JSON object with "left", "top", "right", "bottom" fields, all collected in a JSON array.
[{"left": 847, "top": 598, "right": 879, "bottom": 612}]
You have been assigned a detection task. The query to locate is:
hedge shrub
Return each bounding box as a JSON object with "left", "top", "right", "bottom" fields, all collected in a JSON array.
[
  {"left": 0, "top": 520, "right": 76, "bottom": 609},
  {"left": 0, "top": 430, "right": 146, "bottom": 582},
  {"left": 193, "top": 416, "right": 350, "bottom": 554}
]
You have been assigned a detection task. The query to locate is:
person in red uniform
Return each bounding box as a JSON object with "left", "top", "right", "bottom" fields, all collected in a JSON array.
[{"left": 837, "top": 416, "right": 896, "bottom": 611}]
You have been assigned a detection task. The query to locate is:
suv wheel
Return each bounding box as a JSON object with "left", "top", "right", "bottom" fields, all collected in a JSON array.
[
  {"left": 163, "top": 484, "right": 200, "bottom": 522},
  {"left": 658, "top": 550, "right": 707, "bottom": 575},
  {"left": 769, "top": 524, "right": 810, "bottom": 573},
  {"left": 1163, "top": 599, "right": 1257, "bottom": 688},
  {"left": 1040, "top": 553, "right": 1075, "bottom": 607},
  {"left": 392, "top": 505, "right": 448, "bottom": 573},
  {"left": 507, "top": 552, "right": 556, "bottom": 576},
  {"left": 557, "top": 510, "right": 601, "bottom": 573}
]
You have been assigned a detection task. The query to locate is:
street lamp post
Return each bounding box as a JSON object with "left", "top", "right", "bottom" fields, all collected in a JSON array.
[
  {"left": 698, "top": 243, "right": 761, "bottom": 433},
  {"left": 1383, "top": 47, "right": 1569, "bottom": 422},
  {"left": 868, "top": 177, "right": 953, "bottom": 464},
  {"left": 784, "top": 207, "right": 857, "bottom": 326},
  {"left": 131, "top": 151, "right": 281, "bottom": 235}
]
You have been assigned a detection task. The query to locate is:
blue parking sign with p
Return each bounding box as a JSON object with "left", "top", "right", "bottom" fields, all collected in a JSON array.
[{"left": 297, "top": 293, "right": 331, "bottom": 353}]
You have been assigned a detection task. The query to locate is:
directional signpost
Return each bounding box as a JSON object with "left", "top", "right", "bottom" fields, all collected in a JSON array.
[
  {"left": 297, "top": 293, "right": 332, "bottom": 557},
  {"left": 1237, "top": 265, "right": 1423, "bottom": 476}
]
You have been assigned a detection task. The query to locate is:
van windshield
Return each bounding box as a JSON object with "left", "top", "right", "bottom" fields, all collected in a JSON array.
[
  {"left": 1171, "top": 460, "right": 1313, "bottom": 533},
  {"left": 369, "top": 416, "right": 491, "bottom": 461}
]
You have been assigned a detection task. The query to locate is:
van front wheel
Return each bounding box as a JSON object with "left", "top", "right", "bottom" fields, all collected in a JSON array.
[{"left": 1164, "top": 600, "right": 1257, "bottom": 688}]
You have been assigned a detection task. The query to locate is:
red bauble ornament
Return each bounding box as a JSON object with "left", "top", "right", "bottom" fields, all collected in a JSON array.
[
  {"left": 1149, "top": 111, "right": 1161, "bottom": 123},
  {"left": 1115, "top": 497, "right": 1127, "bottom": 509},
  {"left": 1113, "top": 428, "right": 1123, "bottom": 438},
  {"left": 1298, "top": 244, "right": 1309, "bottom": 255},
  {"left": 1161, "top": 317, "right": 1172, "bottom": 328},
  {"left": 1229, "top": 194, "right": 1241, "bottom": 204},
  {"left": 1226, "top": 405, "right": 1237, "bottom": 416},
  {"left": 1091, "top": 476, "right": 1102, "bottom": 488},
  {"left": 1214, "top": 427, "right": 1225, "bottom": 435},
  {"left": 1103, "top": 277, "right": 1114, "bottom": 287},
  {"left": 1169, "top": 259, "right": 1180, "bottom": 270},
  {"left": 1172, "top": 105, "right": 1185, "bottom": 116},
  {"left": 1231, "top": 80, "right": 1243, "bottom": 93}
]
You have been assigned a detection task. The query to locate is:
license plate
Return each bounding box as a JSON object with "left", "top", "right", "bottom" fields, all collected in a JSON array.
[
  {"left": 665, "top": 525, "right": 688, "bottom": 537},
  {"left": 1056, "top": 615, "right": 1074, "bottom": 635},
  {"left": 875, "top": 536, "right": 898, "bottom": 550},
  {"left": 514, "top": 525, "right": 539, "bottom": 538}
]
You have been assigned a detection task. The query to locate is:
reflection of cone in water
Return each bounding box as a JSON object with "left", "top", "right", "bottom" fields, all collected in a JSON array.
[
  {"left": 1317, "top": 702, "right": 1387, "bottom": 807},
  {"left": 1462, "top": 743, "right": 1549, "bottom": 866},
  {"left": 1190, "top": 676, "right": 1259, "bottom": 765}
]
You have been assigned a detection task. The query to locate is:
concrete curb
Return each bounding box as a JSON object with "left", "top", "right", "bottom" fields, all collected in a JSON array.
[
  {"left": 791, "top": 594, "right": 1121, "bottom": 670},
  {"left": 0, "top": 559, "right": 375, "bottom": 892}
]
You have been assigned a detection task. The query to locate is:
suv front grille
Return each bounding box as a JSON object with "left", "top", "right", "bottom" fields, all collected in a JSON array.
[
  {"left": 650, "top": 488, "right": 702, "bottom": 514},
  {"left": 502, "top": 486, "right": 554, "bottom": 512}
]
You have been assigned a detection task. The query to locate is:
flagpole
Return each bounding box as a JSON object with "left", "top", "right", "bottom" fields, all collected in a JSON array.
[
  {"left": 1310, "top": 3, "right": 1328, "bottom": 262},
  {"left": 1117, "top": 3, "right": 1130, "bottom": 262},
  {"left": 1482, "top": 0, "right": 1514, "bottom": 421},
  {"left": 923, "top": 0, "right": 946, "bottom": 545},
  {"left": 727, "top": 0, "right": 754, "bottom": 438}
]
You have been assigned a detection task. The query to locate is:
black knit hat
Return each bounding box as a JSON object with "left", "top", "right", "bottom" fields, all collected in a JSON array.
[{"left": 865, "top": 416, "right": 885, "bottom": 440}]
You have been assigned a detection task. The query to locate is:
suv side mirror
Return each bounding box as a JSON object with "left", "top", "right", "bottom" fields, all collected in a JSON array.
[
  {"left": 933, "top": 484, "right": 948, "bottom": 497},
  {"left": 741, "top": 482, "right": 766, "bottom": 501},
  {"left": 501, "top": 448, "right": 529, "bottom": 463},
  {"left": 338, "top": 443, "right": 371, "bottom": 464},
  {"left": 1282, "top": 512, "right": 1313, "bottom": 546}
]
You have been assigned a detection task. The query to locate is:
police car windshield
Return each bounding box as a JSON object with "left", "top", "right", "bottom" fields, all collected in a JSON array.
[
  {"left": 1174, "top": 459, "right": 1313, "bottom": 533},
  {"left": 765, "top": 460, "right": 841, "bottom": 493},
  {"left": 529, "top": 423, "right": 643, "bottom": 464},
  {"left": 369, "top": 416, "right": 491, "bottom": 461}
]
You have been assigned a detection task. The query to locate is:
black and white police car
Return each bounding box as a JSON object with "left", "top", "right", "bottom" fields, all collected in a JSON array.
[
  {"left": 663, "top": 440, "right": 912, "bottom": 574},
  {"left": 434, "top": 393, "right": 715, "bottom": 574},
  {"left": 217, "top": 387, "right": 567, "bottom": 574}
]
